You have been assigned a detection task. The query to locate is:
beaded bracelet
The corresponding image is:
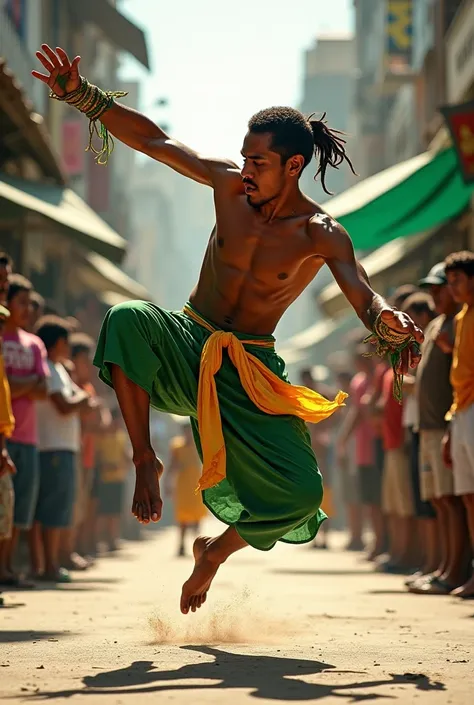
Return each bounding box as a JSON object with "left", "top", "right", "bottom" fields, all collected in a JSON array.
[
  {"left": 364, "top": 314, "right": 418, "bottom": 403},
  {"left": 50, "top": 76, "right": 128, "bottom": 165}
]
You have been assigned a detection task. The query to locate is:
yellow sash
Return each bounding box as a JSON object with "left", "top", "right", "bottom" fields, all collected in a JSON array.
[{"left": 182, "top": 304, "right": 347, "bottom": 491}]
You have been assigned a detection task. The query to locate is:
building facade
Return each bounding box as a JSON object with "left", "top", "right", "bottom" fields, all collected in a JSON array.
[{"left": 0, "top": 0, "right": 152, "bottom": 330}]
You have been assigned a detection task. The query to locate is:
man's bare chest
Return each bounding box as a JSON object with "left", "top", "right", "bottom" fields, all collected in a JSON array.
[{"left": 210, "top": 214, "right": 317, "bottom": 283}]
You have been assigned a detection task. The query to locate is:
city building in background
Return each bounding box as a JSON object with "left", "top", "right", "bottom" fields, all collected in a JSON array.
[
  {"left": 299, "top": 32, "right": 357, "bottom": 201},
  {"left": 0, "top": 0, "right": 152, "bottom": 338},
  {"left": 276, "top": 31, "right": 357, "bottom": 345},
  {"left": 281, "top": 0, "right": 474, "bottom": 373}
]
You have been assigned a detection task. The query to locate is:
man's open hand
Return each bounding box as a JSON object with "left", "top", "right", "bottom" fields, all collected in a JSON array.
[
  {"left": 32, "top": 45, "right": 80, "bottom": 96},
  {"left": 379, "top": 308, "right": 424, "bottom": 374}
]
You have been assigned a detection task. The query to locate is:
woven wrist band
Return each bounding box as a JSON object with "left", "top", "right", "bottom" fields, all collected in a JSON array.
[
  {"left": 50, "top": 76, "right": 128, "bottom": 165},
  {"left": 364, "top": 314, "right": 417, "bottom": 403}
]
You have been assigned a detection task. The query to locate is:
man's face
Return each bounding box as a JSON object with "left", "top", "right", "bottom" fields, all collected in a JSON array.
[
  {"left": 73, "top": 350, "right": 93, "bottom": 383},
  {"left": 406, "top": 307, "right": 431, "bottom": 332},
  {"left": 240, "top": 131, "right": 297, "bottom": 208},
  {"left": 0, "top": 264, "right": 11, "bottom": 305},
  {"left": 29, "top": 302, "right": 44, "bottom": 331},
  {"left": 54, "top": 336, "right": 71, "bottom": 363},
  {"left": 429, "top": 284, "right": 453, "bottom": 315},
  {"left": 447, "top": 269, "right": 474, "bottom": 304},
  {"left": 8, "top": 290, "right": 31, "bottom": 328}
]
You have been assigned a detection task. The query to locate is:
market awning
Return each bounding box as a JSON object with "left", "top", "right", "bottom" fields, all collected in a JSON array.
[
  {"left": 326, "top": 147, "right": 474, "bottom": 250},
  {"left": 0, "top": 59, "right": 64, "bottom": 183},
  {"left": 78, "top": 252, "right": 152, "bottom": 302},
  {"left": 0, "top": 174, "right": 127, "bottom": 263},
  {"left": 68, "top": 0, "right": 150, "bottom": 69}
]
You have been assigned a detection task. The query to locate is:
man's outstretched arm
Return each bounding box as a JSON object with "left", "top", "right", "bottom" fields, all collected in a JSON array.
[
  {"left": 32, "top": 45, "right": 240, "bottom": 188},
  {"left": 100, "top": 103, "right": 239, "bottom": 186},
  {"left": 309, "top": 214, "right": 424, "bottom": 371}
]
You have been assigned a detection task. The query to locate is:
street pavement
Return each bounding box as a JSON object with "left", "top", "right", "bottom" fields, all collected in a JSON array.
[{"left": 1, "top": 517, "right": 473, "bottom": 704}]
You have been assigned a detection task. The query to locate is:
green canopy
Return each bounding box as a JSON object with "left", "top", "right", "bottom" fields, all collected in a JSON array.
[{"left": 325, "top": 148, "right": 474, "bottom": 250}]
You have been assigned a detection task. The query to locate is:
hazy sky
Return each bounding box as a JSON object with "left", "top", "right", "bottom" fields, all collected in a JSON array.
[{"left": 119, "top": 0, "right": 354, "bottom": 162}]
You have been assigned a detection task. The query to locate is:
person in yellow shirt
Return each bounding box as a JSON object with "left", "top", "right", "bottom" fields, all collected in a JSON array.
[
  {"left": 0, "top": 254, "right": 16, "bottom": 596},
  {"left": 0, "top": 297, "right": 16, "bottom": 588},
  {"left": 444, "top": 251, "right": 474, "bottom": 599},
  {"left": 166, "top": 419, "right": 207, "bottom": 557},
  {"left": 96, "top": 408, "right": 131, "bottom": 552}
]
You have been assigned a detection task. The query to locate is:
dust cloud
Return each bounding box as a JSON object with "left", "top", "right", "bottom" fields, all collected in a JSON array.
[{"left": 148, "top": 588, "right": 293, "bottom": 645}]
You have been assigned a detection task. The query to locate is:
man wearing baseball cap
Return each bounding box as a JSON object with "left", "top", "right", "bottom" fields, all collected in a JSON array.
[{"left": 408, "top": 262, "right": 469, "bottom": 594}]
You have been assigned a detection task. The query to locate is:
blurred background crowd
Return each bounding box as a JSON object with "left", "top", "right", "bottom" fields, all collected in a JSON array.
[
  {"left": 301, "top": 250, "right": 474, "bottom": 602},
  {"left": 1, "top": 0, "right": 474, "bottom": 603}
]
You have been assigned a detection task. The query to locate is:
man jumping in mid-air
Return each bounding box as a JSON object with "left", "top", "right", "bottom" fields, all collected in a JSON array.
[{"left": 33, "top": 45, "right": 423, "bottom": 615}]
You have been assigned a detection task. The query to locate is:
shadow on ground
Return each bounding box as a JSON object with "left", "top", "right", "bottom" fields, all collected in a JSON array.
[
  {"left": 273, "top": 569, "right": 370, "bottom": 577},
  {"left": 22, "top": 645, "right": 445, "bottom": 702},
  {"left": 366, "top": 590, "right": 420, "bottom": 596},
  {"left": 65, "top": 577, "right": 121, "bottom": 585},
  {"left": 1, "top": 584, "right": 110, "bottom": 593},
  {"left": 0, "top": 630, "right": 74, "bottom": 643}
]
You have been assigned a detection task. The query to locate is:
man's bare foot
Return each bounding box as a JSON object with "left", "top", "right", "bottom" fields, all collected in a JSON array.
[
  {"left": 132, "top": 455, "right": 164, "bottom": 524},
  {"left": 180, "top": 537, "right": 221, "bottom": 615},
  {"left": 451, "top": 574, "right": 474, "bottom": 599}
]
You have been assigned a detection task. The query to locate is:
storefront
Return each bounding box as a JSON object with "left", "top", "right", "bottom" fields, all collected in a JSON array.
[{"left": 445, "top": 0, "right": 474, "bottom": 248}]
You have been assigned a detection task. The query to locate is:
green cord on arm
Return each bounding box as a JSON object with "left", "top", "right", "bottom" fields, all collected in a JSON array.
[
  {"left": 363, "top": 316, "right": 418, "bottom": 403},
  {"left": 50, "top": 77, "right": 128, "bottom": 165}
]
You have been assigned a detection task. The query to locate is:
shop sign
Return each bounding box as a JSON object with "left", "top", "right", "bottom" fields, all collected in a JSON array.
[{"left": 441, "top": 100, "right": 474, "bottom": 184}]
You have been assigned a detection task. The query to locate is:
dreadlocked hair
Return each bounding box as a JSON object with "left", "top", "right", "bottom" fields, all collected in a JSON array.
[
  {"left": 248, "top": 106, "right": 357, "bottom": 195},
  {"left": 308, "top": 113, "right": 357, "bottom": 195}
]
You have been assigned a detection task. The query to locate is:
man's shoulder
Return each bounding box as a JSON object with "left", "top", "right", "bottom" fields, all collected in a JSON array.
[
  {"left": 307, "top": 211, "right": 348, "bottom": 257},
  {"left": 456, "top": 304, "right": 470, "bottom": 323},
  {"left": 424, "top": 315, "right": 444, "bottom": 340},
  {"left": 211, "top": 161, "right": 243, "bottom": 193},
  {"left": 308, "top": 211, "right": 341, "bottom": 235},
  {"left": 19, "top": 329, "right": 45, "bottom": 352},
  {"left": 46, "top": 360, "right": 64, "bottom": 386}
]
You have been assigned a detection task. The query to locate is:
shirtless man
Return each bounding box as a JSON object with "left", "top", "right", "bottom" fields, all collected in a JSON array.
[{"left": 33, "top": 46, "right": 423, "bottom": 615}]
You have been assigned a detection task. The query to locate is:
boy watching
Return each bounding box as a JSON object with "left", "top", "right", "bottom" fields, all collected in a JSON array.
[
  {"left": 70, "top": 333, "right": 111, "bottom": 560},
  {"left": 3, "top": 275, "right": 48, "bottom": 587},
  {"left": 444, "top": 251, "right": 474, "bottom": 599},
  {"left": 96, "top": 408, "right": 131, "bottom": 552},
  {"left": 408, "top": 262, "right": 468, "bottom": 595},
  {"left": 33, "top": 317, "right": 94, "bottom": 582}
]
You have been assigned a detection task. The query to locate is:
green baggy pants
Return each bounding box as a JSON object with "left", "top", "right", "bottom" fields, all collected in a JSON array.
[{"left": 93, "top": 301, "right": 326, "bottom": 550}]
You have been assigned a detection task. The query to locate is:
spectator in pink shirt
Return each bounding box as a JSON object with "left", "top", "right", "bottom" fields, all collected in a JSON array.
[
  {"left": 2, "top": 275, "right": 48, "bottom": 587},
  {"left": 339, "top": 344, "right": 385, "bottom": 558}
]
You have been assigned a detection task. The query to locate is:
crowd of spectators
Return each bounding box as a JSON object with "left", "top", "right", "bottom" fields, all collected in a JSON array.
[
  {"left": 0, "top": 251, "right": 132, "bottom": 604},
  {"left": 2, "top": 246, "right": 474, "bottom": 605},
  {"left": 304, "top": 250, "right": 474, "bottom": 600}
]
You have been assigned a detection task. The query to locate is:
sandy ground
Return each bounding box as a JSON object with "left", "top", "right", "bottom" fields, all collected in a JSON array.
[{"left": 1, "top": 517, "right": 473, "bottom": 704}]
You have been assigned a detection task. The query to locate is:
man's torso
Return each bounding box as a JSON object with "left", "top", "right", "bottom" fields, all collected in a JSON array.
[
  {"left": 0, "top": 352, "right": 14, "bottom": 439},
  {"left": 451, "top": 305, "right": 474, "bottom": 413},
  {"left": 3, "top": 329, "right": 45, "bottom": 445},
  {"left": 80, "top": 381, "right": 96, "bottom": 470},
  {"left": 38, "top": 360, "right": 80, "bottom": 452},
  {"left": 350, "top": 372, "right": 375, "bottom": 466},
  {"left": 417, "top": 315, "right": 453, "bottom": 430},
  {"left": 189, "top": 191, "right": 329, "bottom": 335},
  {"left": 382, "top": 369, "right": 404, "bottom": 451}
]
